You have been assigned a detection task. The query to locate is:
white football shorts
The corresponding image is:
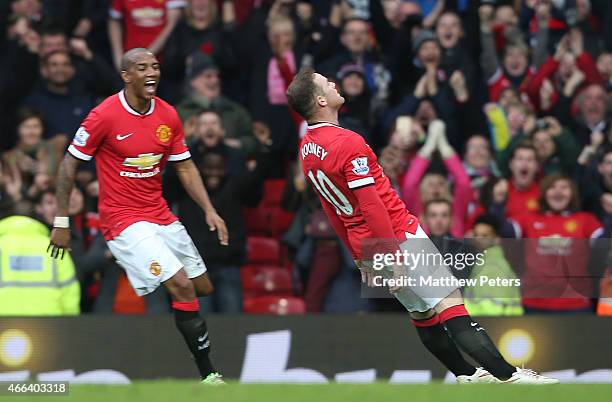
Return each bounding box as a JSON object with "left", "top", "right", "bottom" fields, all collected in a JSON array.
[
  {"left": 365, "top": 225, "right": 458, "bottom": 312},
  {"left": 107, "top": 220, "right": 207, "bottom": 296}
]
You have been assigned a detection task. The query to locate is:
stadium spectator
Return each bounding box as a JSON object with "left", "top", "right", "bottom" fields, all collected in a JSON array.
[
  {"left": 22, "top": 50, "right": 95, "bottom": 143},
  {"left": 36, "top": 28, "right": 121, "bottom": 98},
  {"left": 162, "top": 0, "right": 239, "bottom": 103},
  {"left": 528, "top": 29, "right": 601, "bottom": 114},
  {"left": 464, "top": 177, "right": 517, "bottom": 238},
  {"left": 108, "top": 0, "right": 186, "bottom": 71},
  {"left": 434, "top": 10, "right": 485, "bottom": 138},
  {"left": 337, "top": 63, "right": 373, "bottom": 142},
  {"left": 0, "top": 200, "right": 80, "bottom": 316},
  {"left": 464, "top": 213, "right": 523, "bottom": 316},
  {"left": 571, "top": 83, "right": 609, "bottom": 146},
  {"left": 577, "top": 143, "right": 612, "bottom": 220},
  {"left": 176, "top": 54, "right": 256, "bottom": 154},
  {"left": 378, "top": 116, "right": 420, "bottom": 190},
  {"left": 186, "top": 109, "right": 248, "bottom": 178},
  {"left": 499, "top": 174, "right": 605, "bottom": 313},
  {"left": 166, "top": 149, "right": 269, "bottom": 313},
  {"left": 499, "top": 116, "right": 580, "bottom": 176},
  {"left": 463, "top": 134, "right": 501, "bottom": 196},
  {"left": 241, "top": 14, "right": 302, "bottom": 156},
  {"left": 2, "top": 108, "right": 60, "bottom": 199},
  {"left": 401, "top": 120, "right": 472, "bottom": 237},
  {"left": 421, "top": 198, "right": 475, "bottom": 280},
  {"left": 318, "top": 17, "right": 390, "bottom": 110},
  {"left": 386, "top": 28, "right": 469, "bottom": 148},
  {"left": 596, "top": 51, "right": 612, "bottom": 93},
  {"left": 501, "top": 143, "right": 541, "bottom": 218},
  {"left": 479, "top": 3, "right": 534, "bottom": 102}
]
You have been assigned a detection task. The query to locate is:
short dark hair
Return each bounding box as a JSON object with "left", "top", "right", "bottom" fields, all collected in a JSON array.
[
  {"left": 33, "top": 189, "right": 55, "bottom": 207},
  {"left": 341, "top": 17, "right": 370, "bottom": 33},
  {"left": 510, "top": 141, "right": 537, "bottom": 160},
  {"left": 42, "top": 49, "right": 71, "bottom": 65},
  {"left": 197, "top": 108, "right": 220, "bottom": 119},
  {"left": 473, "top": 213, "right": 501, "bottom": 235},
  {"left": 423, "top": 198, "right": 452, "bottom": 215},
  {"left": 479, "top": 177, "right": 503, "bottom": 210},
  {"left": 16, "top": 107, "right": 44, "bottom": 127},
  {"left": 286, "top": 67, "right": 320, "bottom": 120},
  {"left": 39, "top": 25, "right": 66, "bottom": 38}
]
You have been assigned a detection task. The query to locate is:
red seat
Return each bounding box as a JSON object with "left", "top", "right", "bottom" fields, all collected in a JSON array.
[
  {"left": 241, "top": 265, "right": 293, "bottom": 297},
  {"left": 269, "top": 207, "right": 294, "bottom": 238},
  {"left": 261, "top": 179, "right": 286, "bottom": 207},
  {"left": 243, "top": 207, "right": 270, "bottom": 235},
  {"left": 246, "top": 236, "right": 281, "bottom": 265},
  {"left": 243, "top": 296, "right": 306, "bottom": 315}
]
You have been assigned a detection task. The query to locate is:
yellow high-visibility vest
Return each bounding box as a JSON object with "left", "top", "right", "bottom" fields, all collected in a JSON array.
[{"left": 0, "top": 216, "right": 80, "bottom": 316}]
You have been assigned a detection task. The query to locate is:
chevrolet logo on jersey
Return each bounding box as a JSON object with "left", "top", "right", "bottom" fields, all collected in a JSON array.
[{"left": 122, "top": 153, "right": 163, "bottom": 170}]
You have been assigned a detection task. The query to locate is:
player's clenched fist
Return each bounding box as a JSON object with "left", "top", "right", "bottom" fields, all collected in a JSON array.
[
  {"left": 206, "top": 210, "right": 229, "bottom": 246},
  {"left": 48, "top": 228, "right": 71, "bottom": 259}
]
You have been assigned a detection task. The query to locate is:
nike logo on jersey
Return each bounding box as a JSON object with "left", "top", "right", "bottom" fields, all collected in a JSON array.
[
  {"left": 116, "top": 133, "right": 134, "bottom": 140},
  {"left": 301, "top": 142, "right": 328, "bottom": 161}
]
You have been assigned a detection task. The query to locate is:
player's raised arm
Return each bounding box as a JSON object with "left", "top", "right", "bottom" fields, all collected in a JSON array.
[
  {"left": 48, "top": 154, "right": 82, "bottom": 259},
  {"left": 172, "top": 159, "right": 229, "bottom": 246}
]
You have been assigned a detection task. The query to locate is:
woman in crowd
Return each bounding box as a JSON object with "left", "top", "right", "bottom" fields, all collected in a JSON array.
[
  {"left": 495, "top": 173, "right": 606, "bottom": 313},
  {"left": 2, "top": 108, "right": 59, "bottom": 201},
  {"left": 401, "top": 120, "right": 472, "bottom": 237}
]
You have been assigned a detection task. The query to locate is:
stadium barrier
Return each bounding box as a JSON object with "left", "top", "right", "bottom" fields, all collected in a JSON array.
[{"left": 0, "top": 315, "right": 611, "bottom": 383}]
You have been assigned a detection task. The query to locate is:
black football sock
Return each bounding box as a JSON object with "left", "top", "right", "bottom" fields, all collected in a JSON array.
[
  {"left": 173, "top": 301, "right": 216, "bottom": 379},
  {"left": 413, "top": 315, "right": 476, "bottom": 377},
  {"left": 440, "top": 306, "right": 515, "bottom": 380}
]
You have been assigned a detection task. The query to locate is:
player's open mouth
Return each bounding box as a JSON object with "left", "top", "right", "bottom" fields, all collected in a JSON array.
[{"left": 145, "top": 80, "right": 157, "bottom": 95}]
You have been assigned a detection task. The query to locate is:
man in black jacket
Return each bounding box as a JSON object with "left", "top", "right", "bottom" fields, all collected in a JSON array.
[{"left": 165, "top": 138, "right": 271, "bottom": 313}]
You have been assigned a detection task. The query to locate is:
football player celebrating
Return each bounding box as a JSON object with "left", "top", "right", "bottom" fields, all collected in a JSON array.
[
  {"left": 287, "top": 68, "right": 558, "bottom": 384},
  {"left": 48, "top": 48, "right": 226, "bottom": 385}
]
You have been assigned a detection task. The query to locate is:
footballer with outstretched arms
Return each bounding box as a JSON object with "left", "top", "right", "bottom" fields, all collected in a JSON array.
[
  {"left": 286, "top": 67, "right": 558, "bottom": 384},
  {"left": 48, "top": 48, "right": 225, "bottom": 385}
]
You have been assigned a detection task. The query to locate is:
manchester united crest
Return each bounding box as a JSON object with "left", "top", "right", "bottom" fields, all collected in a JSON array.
[
  {"left": 564, "top": 220, "right": 577, "bottom": 233},
  {"left": 150, "top": 261, "right": 162, "bottom": 276},
  {"left": 156, "top": 124, "right": 171, "bottom": 143},
  {"left": 527, "top": 198, "right": 538, "bottom": 211}
]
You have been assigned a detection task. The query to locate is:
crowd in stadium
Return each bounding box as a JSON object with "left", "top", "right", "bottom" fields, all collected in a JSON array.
[{"left": 0, "top": 0, "right": 611, "bottom": 316}]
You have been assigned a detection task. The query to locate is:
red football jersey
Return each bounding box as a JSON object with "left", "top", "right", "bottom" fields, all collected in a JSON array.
[
  {"left": 110, "top": 0, "right": 186, "bottom": 51},
  {"left": 300, "top": 123, "right": 418, "bottom": 258},
  {"left": 487, "top": 67, "right": 535, "bottom": 102},
  {"left": 506, "top": 180, "right": 540, "bottom": 218},
  {"left": 512, "top": 211, "right": 602, "bottom": 311},
  {"left": 68, "top": 91, "right": 190, "bottom": 240}
]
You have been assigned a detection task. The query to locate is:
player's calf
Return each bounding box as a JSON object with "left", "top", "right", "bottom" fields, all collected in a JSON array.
[
  {"left": 165, "top": 269, "right": 219, "bottom": 380},
  {"left": 435, "top": 303, "right": 517, "bottom": 381},
  {"left": 410, "top": 310, "right": 476, "bottom": 378}
]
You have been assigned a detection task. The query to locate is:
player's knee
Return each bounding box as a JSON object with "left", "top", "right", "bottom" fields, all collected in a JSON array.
[
  {"left": 165, "top": 271, "right": 196, "bottom": 300},
  {"left": 195, "top": 281, "right": 214, "bottom": 297}
]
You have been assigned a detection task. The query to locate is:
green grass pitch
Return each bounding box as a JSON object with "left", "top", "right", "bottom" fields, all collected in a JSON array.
[{"left": 4, "top": 381, "right": 611, "bottom": 402}]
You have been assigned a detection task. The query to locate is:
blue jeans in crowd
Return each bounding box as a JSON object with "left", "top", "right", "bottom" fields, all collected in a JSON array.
[{"left": 199, "top": 265, "right": 242, "bottom": 314}]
